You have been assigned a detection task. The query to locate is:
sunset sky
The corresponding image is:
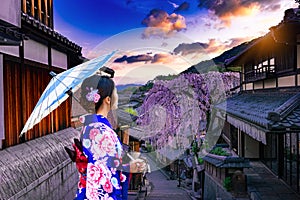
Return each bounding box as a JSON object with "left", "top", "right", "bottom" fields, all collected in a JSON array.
[{"left": 53, "top": 0, "right": 298, "bottom": 84}]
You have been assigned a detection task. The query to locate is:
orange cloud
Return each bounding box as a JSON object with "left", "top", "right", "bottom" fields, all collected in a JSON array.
[
  {"left": 206, "top": 37, "right": 255, "bottom": 56},
  {"left": 219, "top": 2, "right": 260, "bottom": 26},
  {"left": 198, "top": 0, "right": 279, "bottom": 27},
  {"left": 152, "top": 53, "right": 174, "bottom": 64},
  {"left": 173, "top": 36, "right": 254, "bottom": 57},
  {"left": 142, "top": 9, "right": 186, "bottom": 38}
]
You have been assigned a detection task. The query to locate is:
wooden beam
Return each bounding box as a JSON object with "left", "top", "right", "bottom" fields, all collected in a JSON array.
[
  {"left": 44, "top": 0, "right": 48, "bottom": 26},
  {"left": 22, "top": 0, "right": 26, "bottom": 13},
  {"left": 30, "top": 0, "right": 34, "bottom": 17},
  {"left": 48, "top": 0, "right": 53, "bottom": 28},
  {"left": 38, "top": 0, "right": 42, "bottom": 22},
  {"left": 20, "top": 41, "right": 26, "bottom": 142}
]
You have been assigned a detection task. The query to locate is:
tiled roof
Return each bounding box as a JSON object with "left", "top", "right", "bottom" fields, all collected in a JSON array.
[
  {"left": 127, "top": 127, "right": 145, "bottom": 140},
  {"left": 21, "top": 12, "right": 82, "bottom": 53},
  {"left": 0, "top": 24, "right": 27, "bottom": 45},
  {"left": 272, "top": 106, "right": 300, "bottom": 129},
  {"left": 203, "top": 154, "right": 251, "bottom": 168},
  {"left": 117, "top": 109, "right": 137, "bottom": 126},
  {"left": 216, "top": 89, "right": 300, "bottom": 131}
]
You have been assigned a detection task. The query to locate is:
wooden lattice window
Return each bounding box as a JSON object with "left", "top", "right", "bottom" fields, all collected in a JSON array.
[
  {"left": 244, "top": 57, "right": 276, "bottom": 82},
  {"left": 23, "top": 0, "right": 53, "bottom": 28}
]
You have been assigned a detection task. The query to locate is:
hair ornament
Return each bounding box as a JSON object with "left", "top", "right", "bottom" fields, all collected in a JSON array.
[{"left": 86, "top": 87, "right": 101, "bottom": 103}]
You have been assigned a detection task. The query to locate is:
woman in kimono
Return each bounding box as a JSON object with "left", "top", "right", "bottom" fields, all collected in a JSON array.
[{"left": 73, "top": 75, "right": 144, "bottom": 200}]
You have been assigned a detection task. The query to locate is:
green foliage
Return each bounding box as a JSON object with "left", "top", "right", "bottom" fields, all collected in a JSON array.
[
  {"left": 146, "top": 144, "right": 152, "bottom": 152},
  {"left": 226, "top": 66, "right": 242, "bottom": 72},
  {"left": 198, "top": 157, "right": 204, "bottom": 165},
  {"left": 223, "top": 177, "right": 232, "bottom": 191},
  {"left": 138, "top": 82, "right": 153, "bottom": 92},
  {"left": 124, "top": 107, "right": 138, "bottom": 116},
  {"left": 210, "top": 147, "right": 229, "bottom": 156},
  {"left": 191, "top": 140, "right": 200, "bottom": 154},
  {"left": 122, "top": 86, "right": 140, "bottom": 92},
  {"left": 155, "top": 74, "right": 178, "bottom": 81},
  {"left": 208, "top": 65, "right": 227, "bottom": 72}
]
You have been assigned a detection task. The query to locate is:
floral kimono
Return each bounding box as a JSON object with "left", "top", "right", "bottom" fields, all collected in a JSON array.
[{"left": 75, "top": 114, "right": 128, "bottom": 200}]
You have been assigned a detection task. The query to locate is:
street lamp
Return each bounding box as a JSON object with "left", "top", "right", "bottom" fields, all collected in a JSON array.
[{"left": 177, "top": 159, "right": 182, "bottom": 187}]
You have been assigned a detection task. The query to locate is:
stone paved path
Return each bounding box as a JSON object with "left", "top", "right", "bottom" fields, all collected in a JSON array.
[
  {"left": 128, "top": 152, "right": 192, "bottom": 200},
  {"left": 245, "top": 161, "right": 300, "bottom": 200},
  {"left": 145, "top": 170, "right": 192, "bottom": 200}
]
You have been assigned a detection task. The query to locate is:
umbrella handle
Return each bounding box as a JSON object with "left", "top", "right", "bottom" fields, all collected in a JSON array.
[{"left": 65, "top": 88, "right": 80, "bottom": 103}]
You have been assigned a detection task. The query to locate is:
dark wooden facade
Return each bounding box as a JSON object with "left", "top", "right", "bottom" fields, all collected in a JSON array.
[
  {"left": 222, "top": 7, "right": 300, "bottom": 193},
  {"left": 22, "top": 0, "right": 53, "bottom": 28},
  {"left": 225, "top": 9, "right": 300, "bottom": 91},
  {"left": 0, "top": 0, "right": 83, "bottom": 148},
  {"left": 3, "top": 56, "right": 71, "bottom": 147}
]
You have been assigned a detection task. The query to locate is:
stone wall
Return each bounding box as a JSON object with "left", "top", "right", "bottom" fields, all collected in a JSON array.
[
  {"left": 0, "top": 128, "right": 80, "bottom": 200},
  {"left": 203, "top": 172, "right": 233, "bottom": 200}
]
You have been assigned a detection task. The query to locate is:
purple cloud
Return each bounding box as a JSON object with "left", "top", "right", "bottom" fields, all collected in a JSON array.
[
  {"left": 174, "top": 1, "right": 190, "bottom": 12},
  {"left": 114, "top": 54, "right": 153, "bottom": 63},
  {"left": 173, "top": 42, "right": 209, "bottom": 55},
  {"left": 198, "top": 0, "right": 282, "bottom": 26}
]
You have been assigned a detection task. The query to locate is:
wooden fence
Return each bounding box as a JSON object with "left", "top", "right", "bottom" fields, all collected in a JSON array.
[{"left": 3, "top": 55, "right": 71, "bottom": 148}]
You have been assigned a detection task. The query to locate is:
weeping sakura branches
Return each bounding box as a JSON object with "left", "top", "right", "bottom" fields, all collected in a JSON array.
[{"left": 136, "top": 72, "right": 239, "bottom": 160}]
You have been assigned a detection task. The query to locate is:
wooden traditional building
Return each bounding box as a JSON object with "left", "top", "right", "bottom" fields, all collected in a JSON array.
[
  {"left": 219, "top": 7, "right": 300, "bottom": 193},
  {"left": 203, "top": 151, "right": 250, "bottom": 197},
  {"left": 0, "top": 0, "right": 83, "bottom": 149}
]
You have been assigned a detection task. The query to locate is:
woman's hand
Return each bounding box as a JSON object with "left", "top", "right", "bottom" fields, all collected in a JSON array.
[{"left": 129, "top": 159, "right": 147, "bottom": 173}]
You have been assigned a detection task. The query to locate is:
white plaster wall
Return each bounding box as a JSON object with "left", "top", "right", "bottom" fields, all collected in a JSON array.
[
  {"left": 24, "top": 40, "right": 48, "bottom": 65},
  {"left": 51, "top": 48, "right": 68, "bottom": 70},
  {"left": 298, "top": 74, "right": 300, "bottom": 86},
  {"left": 264, "top": 78, "right": 276, "bottom": 89},
  {"left": 253, "top": 81, "right": 263, "bottom": 90},
  {"left": 244, "top": 133, "right": 259, "bottom": 158},
  {"left": 0, "top": 0, "right": 21, "bottom": 27},
  {"left": 297, "top": 45, "right": 300, "bottom": 69},
  {"left": 245, "top": 83, "right": 253, "bottom": 90},
  {"left": 0, "top": 46, "right": 19, "bottom": 57},
  {"left": 278, "top": 75, "right": 295, "bottom": 87},
  {"left": 0, "top": 54, "right": 4, "bottom": 149}
]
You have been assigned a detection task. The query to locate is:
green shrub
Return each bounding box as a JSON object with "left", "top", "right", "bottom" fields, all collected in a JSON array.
[
  {"left": 146, "top": 144, "right": 152, "bottom": 152},
  {"left": 210, "top": 147, "right": 229, "bottom": 156},
  {"left": 191, "top": 140, "right": 200, "bottom": 154},
  {"left": 198, "top": 157, "right": 204, "bottom": 165},
  {"left": 223, "top": 177, "right": 232, "bottom": 191},
  {"left": 124, "top": 107, "right": 138, "bottom": 116}
]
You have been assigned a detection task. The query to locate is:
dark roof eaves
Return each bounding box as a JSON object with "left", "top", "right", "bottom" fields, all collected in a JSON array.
[
  {"left": 203, "top": 154, "right": 251, "bottom": 168},
  {"left": 221, "top": 91, "right": 300, "bottom": 131},
  {"left": 21, "top": 12, "right": 82, "bottom": 53},
  {"left": 224, "top": 35, "right": 265, "bottom": 66}
]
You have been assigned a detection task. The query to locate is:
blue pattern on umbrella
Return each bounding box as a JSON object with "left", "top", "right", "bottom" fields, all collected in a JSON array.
[{"left": 20, "top": 51, "right": 117, "bottom": 137}]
